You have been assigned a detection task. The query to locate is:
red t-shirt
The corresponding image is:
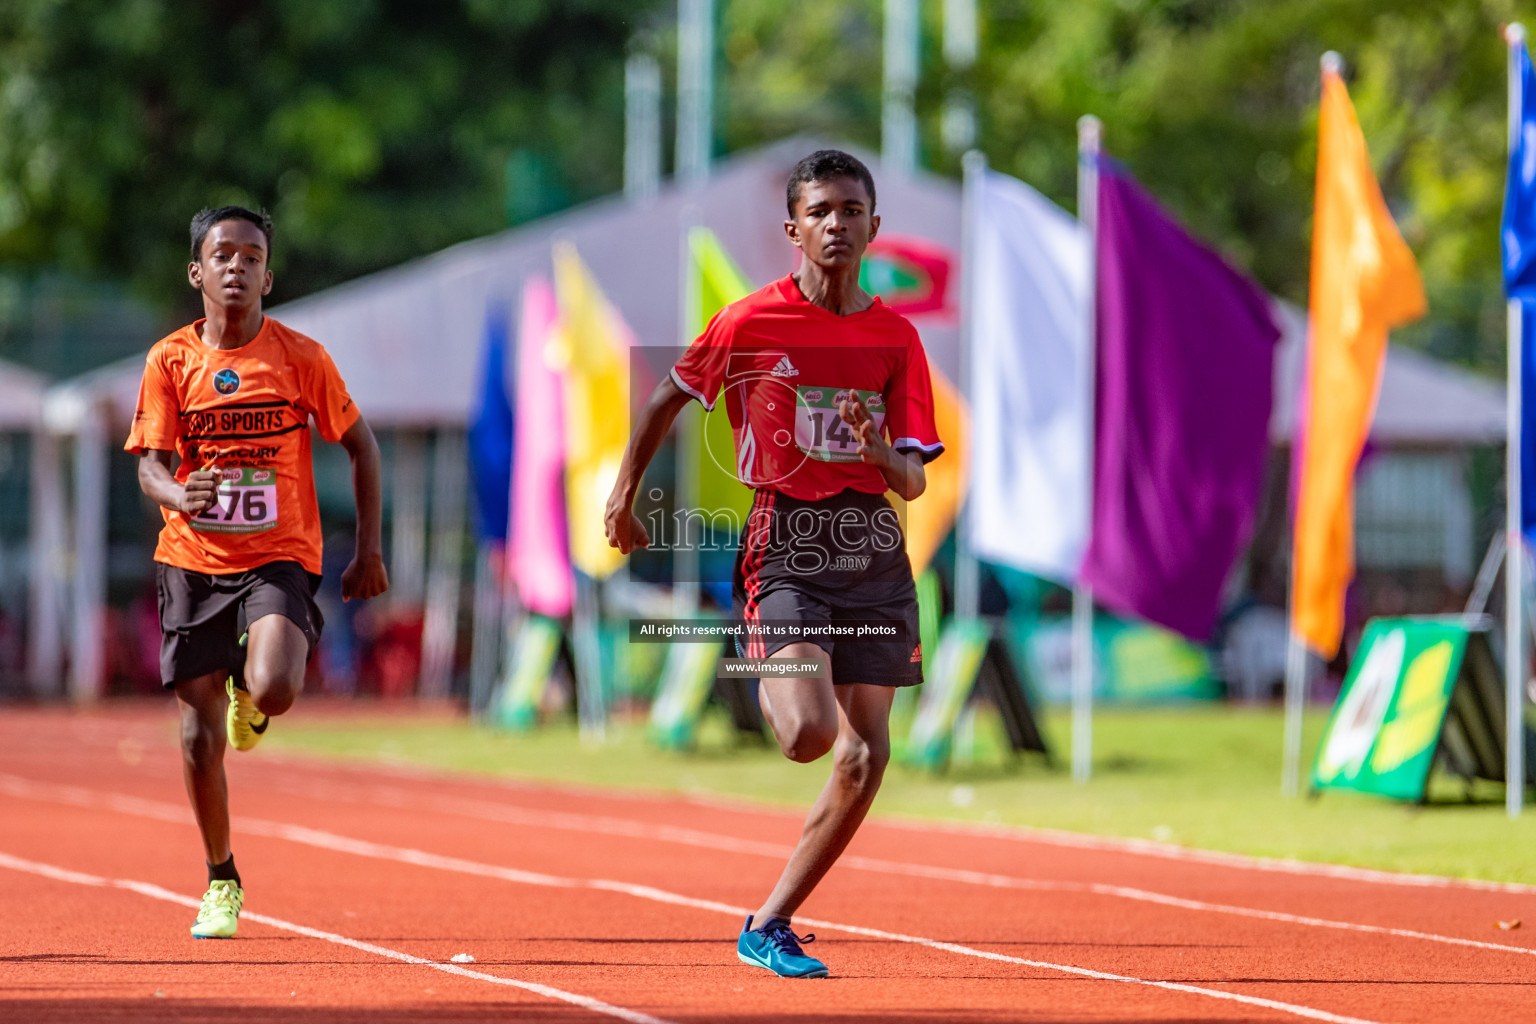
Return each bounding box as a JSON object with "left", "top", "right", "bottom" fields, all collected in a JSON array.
[
  {"left": 125, "top": 317, "right": 359, "bottom": 576},
  {"left": 671, "top": 275, "right": 944, "bottom": 501}
]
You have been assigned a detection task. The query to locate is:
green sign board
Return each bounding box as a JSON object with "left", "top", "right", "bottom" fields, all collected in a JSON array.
[
  {"left": 1312, "top": 617, "right": 1505, "bottom": 802},
  {"left": 905, "top": 618, "right": 993, "bottom": 770},
  {"left": 491, "top": 614, "right": 566, "bottom": 732},
  {"left": 902, "top": 617, "right": 1050, "bottom": 773},
  {"left": 1017, "top": 615, "right": 1219, "bottom": 705},
  {"left": 648, "top": 640, "right": 728, "bottom": 750}
]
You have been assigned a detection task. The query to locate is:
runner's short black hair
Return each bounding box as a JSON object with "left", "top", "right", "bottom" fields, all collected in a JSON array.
[
  {"left": 786, "top": 150, "right": 877, "bottom": 217},
  {"left": 190, "top": 206, "right": 273, "bottom": 260}
]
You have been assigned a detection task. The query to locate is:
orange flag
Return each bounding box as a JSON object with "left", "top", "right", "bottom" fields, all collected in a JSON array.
[
  {"left": 1292, "top": 63, "right": 1426, "bottom": 657},
  {"left": 899, "top": 367, "right": 968, "bottom": 576}
]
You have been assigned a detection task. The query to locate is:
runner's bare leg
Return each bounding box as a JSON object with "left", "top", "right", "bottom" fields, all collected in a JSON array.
[
  {"left": 754, "top": 645, "right": 894, "bottom": 923},
  {"left": 174, "top": 671, "right": 233, "bottom": 864},
  {"left": 244, "top": 612, "right": 308, "bottom": 717}
]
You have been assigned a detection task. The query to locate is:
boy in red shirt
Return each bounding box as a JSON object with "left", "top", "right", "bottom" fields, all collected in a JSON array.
[
  {"left": 127, "top": 206, "right": 388, "bottom": 938},
  {"left": 605, "top": 151, "right": 943, "bottom": 977}
]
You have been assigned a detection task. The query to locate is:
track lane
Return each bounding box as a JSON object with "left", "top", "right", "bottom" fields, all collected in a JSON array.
[
  {"left": 12, "top": 711, "right": 1536, "bottom": 945},
  {"left": 1, "top": 775, "right": 1517, "bottom": 1023},
  {"left": 3, "top": 793, "right": 1281, "bottom": 1023},
  {"left": 210, "top": 769, "right": 1536, "bottom": 961},
  {"left": 0, "top": 855, "right": 623, "bottom": 1023},
  {"left": 9, "top": 743, "right": 1536, "bottom": 962},
  {"left": 4, "top": 706, "right": 1534, "bottom": 1022}
]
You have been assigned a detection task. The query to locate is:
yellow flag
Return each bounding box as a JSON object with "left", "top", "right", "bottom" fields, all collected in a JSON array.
[
  {"left": 1292, "top": 66, "right": 1427, "bottom": 657},
  {"left": 686, "top": 228, "right": 755, "bottom": 524},
  {"left": 901, "top": 368, "right": 967, "bottom": 576},
  {"left": 550, "top": 242, "right": 631, "bottom": 579}
]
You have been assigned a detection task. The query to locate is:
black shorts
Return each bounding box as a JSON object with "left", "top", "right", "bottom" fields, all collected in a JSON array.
[
  {"left": 733, "top": 487, "right": 923, "bottom": 687},
  {"left": 156, "top": 560, "right": 324, "bottom": 688}
]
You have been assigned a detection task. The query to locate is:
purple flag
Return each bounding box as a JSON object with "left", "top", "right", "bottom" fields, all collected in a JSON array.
[{"left": 1080, "top": 160, "right": 1280, "bottom": 641}]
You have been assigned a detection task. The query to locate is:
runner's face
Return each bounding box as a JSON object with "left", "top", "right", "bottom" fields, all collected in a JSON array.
[
  {"left": 189, "top": 219, "right": 272, "bottom": 312},
  {"left": 787, "top": 177, "right": 879, "bottom": 271}
]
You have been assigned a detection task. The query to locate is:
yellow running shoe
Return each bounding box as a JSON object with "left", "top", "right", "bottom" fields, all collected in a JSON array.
[
  {"left": 226, "top": 675, "right": 268, "bottom": 752},
  {"left": 190, "top": 879, "right": 243, "bottom": 939}
]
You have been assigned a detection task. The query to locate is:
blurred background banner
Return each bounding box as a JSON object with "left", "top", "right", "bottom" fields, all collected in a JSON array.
[
  {"left": 1080, "top": 157, "right": 1280, "bottom": 643},
  {"left": 686, "top": 226, "right": 755, "bottom": 526},
  {"left": 1502, "top": 31, "right": 1536, "bottom": 543},
  {"left": 550, "top": 242, "right": 633, "bottom": 581},
  {"left": 468, "top": 299, "right": 515, "bottom": 544},
  {"left": 902, "top": 367, "right": 965, "bottom": 577},
  {"left": 510, "top": 276, "right": 572, "bottom": 619},
  {"left": 1292, "top": 64, "right": 1427, "bottom": 661},
  {"left": 1310, "top": 617, "right": 1503, "bottom": 802},
  {"left": 859, "top": 235, "right": 955, "bottom": 319},
  {"left": 965, "top": 168, "right": 1089, "bottom": 584}
]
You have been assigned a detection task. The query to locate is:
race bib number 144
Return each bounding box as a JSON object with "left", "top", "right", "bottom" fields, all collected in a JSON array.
[
  {"left": 794, "top": 387, "right": 886, "bottom": 463},
  {"left": 191, "top": 466, "right": 279, "bottom": 534}
]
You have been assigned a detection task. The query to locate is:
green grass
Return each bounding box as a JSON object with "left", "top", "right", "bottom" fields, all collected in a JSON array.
[{"left": 268, "top": 703, "right": 1536, "bottom": 884}]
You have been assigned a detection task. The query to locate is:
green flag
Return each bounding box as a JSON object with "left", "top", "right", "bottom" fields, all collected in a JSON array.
[{"left": 686, "top": 227, "right": 755, "bottom": 525}]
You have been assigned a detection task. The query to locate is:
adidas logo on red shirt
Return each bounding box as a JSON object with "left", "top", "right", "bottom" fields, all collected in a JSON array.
[{"left": 769, "top": 356, "right": 800, "bottom": 377}]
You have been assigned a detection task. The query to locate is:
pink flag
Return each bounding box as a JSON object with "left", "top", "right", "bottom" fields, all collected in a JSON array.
[{"left": 509, "top": 276, "right": 574, "bottom": 617}]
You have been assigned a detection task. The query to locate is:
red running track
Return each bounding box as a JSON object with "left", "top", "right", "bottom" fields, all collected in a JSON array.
[{"left": 2, "top": 704, "right": 1535, "bottom": 1023}]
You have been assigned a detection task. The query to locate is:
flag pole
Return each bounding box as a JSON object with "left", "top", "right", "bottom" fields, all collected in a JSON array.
[
  {"left": 1073, "top": 114, "right": 1101, "bottom": 784},
  {"left": 1282, "top": 51, "right": 1344, "bottom": 798},
  {"left": 675, "top": 206, "right": 703, "bottom": 616},
  {"left": 1280, "top": 632, "right": 1307, "bottom": 796},
  {"left": 1507, "top": 22, "right": 1527, "bottom": 819},
  {"left": 883, "top": 0, "right": 920, "bottom": 174},
  {"left": 675, "top": 0, "right": 714, "bottom": 185},
  {"left": 954, "top": 150, "right": 986, "bottom": 622}
]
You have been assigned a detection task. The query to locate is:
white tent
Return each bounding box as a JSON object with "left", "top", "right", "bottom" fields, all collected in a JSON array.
[
  {"left": 0, "top": 358, "right": 45, "bottom": 428},
  {"left": 63, "top": 141, "right": 1505, "bottom": 456},
  {"left": 0, "top": 359, "right": 58, "bottom": 698},
  {"left": 1269, "top": 301, "right": 1506, "bottom": 445},
  {"left": 69, "top": 139, "right": 965, "bottom": 432}
]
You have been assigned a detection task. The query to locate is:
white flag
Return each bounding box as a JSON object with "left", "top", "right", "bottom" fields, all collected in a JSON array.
[{"left": 966, "top": 169, "right": 1089, "bottom": 583}]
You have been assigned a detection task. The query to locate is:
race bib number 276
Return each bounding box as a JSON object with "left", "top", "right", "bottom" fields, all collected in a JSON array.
[{"left": 191, "top": 467, "right": 279, "bottom": 534}]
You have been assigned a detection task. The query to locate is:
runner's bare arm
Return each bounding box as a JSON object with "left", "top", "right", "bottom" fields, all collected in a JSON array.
[
  {"left": 338, "top": 415, "right": 388, "bottom": 601},
  {"left": 138, "top": 450, "right": 219, "bottom": 515},
  {"left": 604, "top": 375, "right": 694, "bottom": 554},
  {"left": 839, "top": 395, "right": 926, "bottom": 501}
]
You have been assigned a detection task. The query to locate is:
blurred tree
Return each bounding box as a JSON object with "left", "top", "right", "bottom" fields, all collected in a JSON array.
[
  {"left": 721, "top": 0, "right": 1519, "bottom": 373},
  {"left": 718, "top": 0, "right": 883, "bottom": 153},
  {"left": 0, "top": 0, "right": 1521, "bottom": 373},
  {"left": 0, "top": 0, "right": 662, "bottom": 318}
]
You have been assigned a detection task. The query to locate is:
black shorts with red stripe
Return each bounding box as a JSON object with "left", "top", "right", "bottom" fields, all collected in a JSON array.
[{"left": 732, "top": 487, "right": 923, "bottom": 687}]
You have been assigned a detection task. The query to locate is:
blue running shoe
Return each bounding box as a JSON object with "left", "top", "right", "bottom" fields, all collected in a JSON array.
[{"left": 737, "top": 915, "right": 829, "bottom": 978}]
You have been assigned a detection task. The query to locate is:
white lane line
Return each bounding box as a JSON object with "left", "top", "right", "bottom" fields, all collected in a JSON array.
[
  {"left": 11, "top": 769, "right": 1536, "bottom": 966},
  {"left": 251, "top": 751, "right": 1536, "bottom": 898},
  {"left": 568, "top": 876, "right": 1384, "bottom": 1024},
  {"left": 284, "top": 777, "right": 802, "bottom": 859},
  {"left": 0, "top": 851, "right": 674, "bottom": 1024},
  {"left": 239, "top": 773, "right": 1536, "bottom": 961},
  {"left": 882, "top": 813, "right": 1536, "bottom": 896},
  {"left": 43, "top": 726, "right": 1536, "bottom": 897},
  {"left": 791, "top": 916, "right": 1381, "bottom": 1024},
  {"left": 0, "top": 777, "right": 1385, "bottom": 1024},
  {"left": 1082, "top": 882, "right": 1536, "bottom": 958}
]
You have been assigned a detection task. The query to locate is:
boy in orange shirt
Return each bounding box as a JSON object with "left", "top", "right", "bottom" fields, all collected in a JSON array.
[{"left": 127, "top": 206, "right": 388, "bottom": 938}]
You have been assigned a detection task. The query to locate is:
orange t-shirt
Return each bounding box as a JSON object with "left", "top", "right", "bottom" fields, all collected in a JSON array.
[{"left": 125, "top": 317, "right": 359, "bottom": 576}]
